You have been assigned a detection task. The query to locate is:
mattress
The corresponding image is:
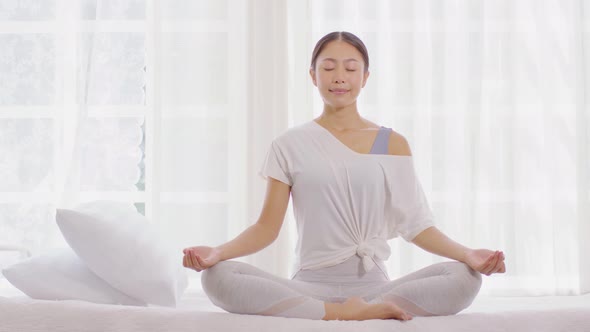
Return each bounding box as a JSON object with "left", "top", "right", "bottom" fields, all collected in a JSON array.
[{"left": 1, "top": 287, "right": 589, "bottom": 332}]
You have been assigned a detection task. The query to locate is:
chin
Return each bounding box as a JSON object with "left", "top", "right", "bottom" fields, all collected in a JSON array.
[{"left": 323, "top": 99, "right": 356, "bottom": 109}]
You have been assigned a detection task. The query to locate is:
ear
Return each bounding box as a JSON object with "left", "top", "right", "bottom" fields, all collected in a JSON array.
[
  {"left": 361, "top": 70, "right": 370, "bottom": 88},
  {"left": 309, "top": 68, "right": 318, "bottom": 87}
]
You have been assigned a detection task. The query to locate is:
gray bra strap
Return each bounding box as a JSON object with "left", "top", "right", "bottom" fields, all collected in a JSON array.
[{"left": 369, "top": 127, "right": 392, "bottom": 155}]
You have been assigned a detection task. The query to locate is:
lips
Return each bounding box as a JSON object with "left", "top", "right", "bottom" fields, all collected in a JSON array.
[{"left": 329, "top": 89, "right": 349, "bottom": 95}]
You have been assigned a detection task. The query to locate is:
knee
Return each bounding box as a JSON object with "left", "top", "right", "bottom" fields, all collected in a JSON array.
[
  {"left": 464, "top": 263, "right": 482, "bottom": 295},
  {"left": 200, "top": 261, "right": 269, "bottom": 315},
  {"left": 446, "top": 262, "right": 482, "bottom": 312},
  {"left": 471, "top": 267, "right": 483, "bottom": 291},
  {"left": 200, "top": 261, "right": 239, "bottom": 300},
  {"left": 448, "top": 262, "right": 481, "bottom": 293}
]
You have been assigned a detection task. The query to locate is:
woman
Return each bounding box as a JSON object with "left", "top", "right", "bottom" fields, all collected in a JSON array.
[{"left": 182, "top": 31, "right": 506, "bottom": 321}]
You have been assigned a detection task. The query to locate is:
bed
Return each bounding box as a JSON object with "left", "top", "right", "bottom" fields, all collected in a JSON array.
[{"left": 1, "top": 284, "right": 589, "bottom": 332}]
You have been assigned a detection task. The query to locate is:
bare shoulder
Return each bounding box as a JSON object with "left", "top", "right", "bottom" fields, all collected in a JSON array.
[{"left": 387, "top": 130, "right": 412, "bottom": 156}]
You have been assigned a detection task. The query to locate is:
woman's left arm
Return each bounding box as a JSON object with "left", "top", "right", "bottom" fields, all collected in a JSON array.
[{"left": 412, "top": 226, "right": 506, "bottom": 276}]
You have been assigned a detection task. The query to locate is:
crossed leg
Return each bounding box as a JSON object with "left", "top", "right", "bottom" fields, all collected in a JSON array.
[
  {"left": 201, "top": 260, "right": 481, "bottom": 320},
  {"left": 364, "top": 262, "right": 482, "bottom": 316},
  {"left": 201, "top": 260, "right": 327, "bottom": 319}
]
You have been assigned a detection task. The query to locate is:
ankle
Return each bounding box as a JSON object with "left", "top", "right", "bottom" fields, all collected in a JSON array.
[{"left": 322, "top": 302, "right": 345, "bottom": 321}]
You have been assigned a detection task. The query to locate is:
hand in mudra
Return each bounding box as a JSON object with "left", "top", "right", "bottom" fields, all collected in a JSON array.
[
  {"left": 464, "top": 249, "right": 506, "bottom": 276},
  {"left": 182, "top": 246, "right": 222, "bottom": 272}
]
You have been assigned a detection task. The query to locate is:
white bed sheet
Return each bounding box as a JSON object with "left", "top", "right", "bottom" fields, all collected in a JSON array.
[
  {"left": 0, "top": 272, "right": 590, "bottom": 332},
  {"left": 1, "top": 286, "right": 589, "bottom": 332}
]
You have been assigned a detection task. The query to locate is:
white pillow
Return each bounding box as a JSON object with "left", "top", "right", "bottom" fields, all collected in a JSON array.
[
  {"left": 56, "top": 201, "right": 188, "bottom": 307},
  {"left": 2, "top": 248, "right": 146, "bottom": 306}
]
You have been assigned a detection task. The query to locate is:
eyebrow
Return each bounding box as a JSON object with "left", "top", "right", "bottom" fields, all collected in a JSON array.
[{"left": 321, "top": 58, "right": 359, "bottom": 63}]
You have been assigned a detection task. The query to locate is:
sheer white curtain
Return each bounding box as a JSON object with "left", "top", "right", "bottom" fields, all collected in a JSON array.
[
  {"left": 0, "top": 0, "right": 292, "bottom": 291},
  {"left": 148, "top": 0, "right": 293, "bottom": 277},
  {"left": 1, "top": 0, "right": 588, "bottom": 297},
  {"left": 286, "top": 0, "right": 590, "bottom": 296},
  {"left": 0, "top": 0, "right": 145, "bottom": 266}
]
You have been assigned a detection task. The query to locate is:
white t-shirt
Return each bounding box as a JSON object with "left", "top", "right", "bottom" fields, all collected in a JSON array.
[{"left": 259, "top": 121, "right": 434, "bottom": 277}]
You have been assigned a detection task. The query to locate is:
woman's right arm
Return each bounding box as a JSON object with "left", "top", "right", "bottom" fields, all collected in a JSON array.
[
  {"left": 217, "top": 177, "right": 291, "bottom": 261},
  {"left": 183, "top": 177, "right": 291, "bottom": 271}
]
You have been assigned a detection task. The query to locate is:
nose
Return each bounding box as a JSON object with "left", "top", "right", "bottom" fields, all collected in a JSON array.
[
  {"left": 332, "top": 74, "right": 346, "bottom": 84},
  {"left": 332, "top": 68, "right": 346, "bottom": 84}
]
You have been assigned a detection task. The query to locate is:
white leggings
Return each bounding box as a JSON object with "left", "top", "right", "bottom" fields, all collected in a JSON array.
[{"left": 201, "top": 255, "right": 482, "bottom": 320}]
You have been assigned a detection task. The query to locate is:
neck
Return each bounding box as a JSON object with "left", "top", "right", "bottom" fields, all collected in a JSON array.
[{"left": 318, "top": 103, "right": 366, "bottom": 130}]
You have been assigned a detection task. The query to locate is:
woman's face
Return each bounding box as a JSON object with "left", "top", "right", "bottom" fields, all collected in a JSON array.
[{"left": 310, "top": 40, "right": 370, "bottom": 109}]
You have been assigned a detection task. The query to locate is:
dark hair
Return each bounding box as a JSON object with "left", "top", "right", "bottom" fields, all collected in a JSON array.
[{"left": 310, "top": 31, "right": 369, "bottom": 72}]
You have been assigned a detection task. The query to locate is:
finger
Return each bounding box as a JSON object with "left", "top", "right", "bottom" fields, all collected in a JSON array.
[
  {"left": 196, "top": 255, "right": 208, "bottom": 268},
  {"left": 482, "top": 252, "right": 500, "bottom": 275},
  {"left": 487, "top": 252, "right": 502, "bottom": 270},
  {"left": 489, "top": 259, "right": 504, "bottom": 274},
  {"left": 189, "top": 251, "right": 202, "bottom": 270},
  {"left": 491, "top": 252, "right": 503, "bottom": 269},
  {"left": 478, "top": 251, "right": 496, "bottom": 273},
  {"left": 492, "top": 252, "right": 505, "bottom": 273},
  {"left": 185, "top": 254, "right": 196, "bottom": 269},
  {"left": 494, "top": 255, "right": 506, "bottom": 271},
  {"left": 195, "top": 255, "right": 206, "bottom": 270},
  {"left": 479, "top": 251, "right": 497, "bottom": 269},
  {"left": 494, "top": 251, "right": 506, "bottom": 273},
  {"left": 488, "top": 252, "right": 502, "bottom": 273},
  {"left": 193, "top": 253, "right": 203, "bottom": 270},
  {"left": 485, "top": 251, "right": 498, "bottom": 262},
  {"left": 183, "top": 255, "right": 188, "bottom": 268},
  {"left": 494, "top": 261, "right": 506, "bottom": 274}
]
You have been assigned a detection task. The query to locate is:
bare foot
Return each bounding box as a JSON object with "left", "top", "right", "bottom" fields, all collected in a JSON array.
[{"left": 323, "top": 297, "right": 412, "bottom": 321}]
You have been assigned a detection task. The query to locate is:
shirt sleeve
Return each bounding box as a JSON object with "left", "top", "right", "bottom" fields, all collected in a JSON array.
[
  {"left": 258, "top": 140, "right": 293, "bottom": 186},
  {"left": 394, "top": 179, "right": 434, "bottom": 241},
  {"left": 385, "top": 159, "right": 435, "bottom": 242}
]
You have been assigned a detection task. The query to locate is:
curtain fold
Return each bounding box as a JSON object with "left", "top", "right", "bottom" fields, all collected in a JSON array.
[
  {"left": 0, "top": 1, "right": 145, "bottom": 261},
  {"left": 576, "top": 0, "right": 590, "bottom": 294},
  {"left": 244, "top": 0, "right": 293, "bottom": 276}
]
